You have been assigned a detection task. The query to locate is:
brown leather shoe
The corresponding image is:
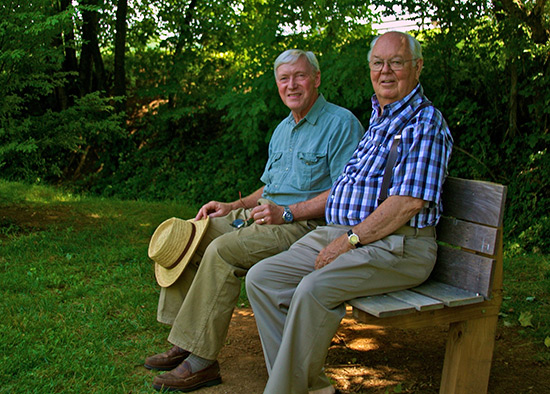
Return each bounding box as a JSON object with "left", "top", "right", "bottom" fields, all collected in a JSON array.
[
  {"left": 152, "top": 360, "right": 222, "bottom": 392},
  {"left": 144, "top": 345, "right": 191, "bottom": 371}
]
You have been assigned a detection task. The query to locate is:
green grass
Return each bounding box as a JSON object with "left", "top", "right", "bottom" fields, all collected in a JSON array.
[
  {"left": 501, "top": 248, "right": 550, "bottom": 361},
  {"left": 0, "top": 180, "right": 202, "bottom": 393},
  {"left": 0, "top": 180, "right": 548, "bottom": 393}
]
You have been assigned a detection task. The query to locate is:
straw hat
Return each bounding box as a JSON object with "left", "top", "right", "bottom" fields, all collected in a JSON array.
[{"left": 148, "top": 217, "right": 210, "bottom": 287}]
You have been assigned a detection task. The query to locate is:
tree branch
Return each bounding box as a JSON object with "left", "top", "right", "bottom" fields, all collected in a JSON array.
[{"left": 499, "top": 0, "right": 549, "bottom": 43}]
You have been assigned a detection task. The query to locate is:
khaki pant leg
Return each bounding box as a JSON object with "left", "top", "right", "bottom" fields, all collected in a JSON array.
[
  {"left": 164, "top": 217, "right": 321, "bottom": 360},
  {"left": 248, "top": 225, "right": 437, "bottom": 394},
  {"left": 157, "top": 211, "right": 243, "bottom": 324}
]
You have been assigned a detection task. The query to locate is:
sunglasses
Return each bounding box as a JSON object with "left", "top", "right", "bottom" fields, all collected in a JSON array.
[{"left": 230, "top": 191, "right": 255, "bottom": 229}]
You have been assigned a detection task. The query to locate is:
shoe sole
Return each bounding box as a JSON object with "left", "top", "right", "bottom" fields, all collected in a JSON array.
[
  {"left": 144, "top": 363, "right": 181, "bottom": 371},
  {"left": 152, "top": 377, "right": 222, "bottom": 392}
]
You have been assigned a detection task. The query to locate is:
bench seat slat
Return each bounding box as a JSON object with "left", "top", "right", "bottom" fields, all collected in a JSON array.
[
  {"left": 388, "top": 289, "right": 445, "bottom": 311},
  {"left": 348, "top": 294, "right": 416, "bottom": 318},
  {"left": 412, "top": 281, "right": 484, "bottom": 307}
]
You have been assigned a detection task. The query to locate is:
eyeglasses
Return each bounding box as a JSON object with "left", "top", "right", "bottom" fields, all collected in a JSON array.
[
  {"left": 231, "top": 191, "right": 255, "bottom": 229},
  {"left": 369, "top": 58, "right": 414, "bottom": 71}
]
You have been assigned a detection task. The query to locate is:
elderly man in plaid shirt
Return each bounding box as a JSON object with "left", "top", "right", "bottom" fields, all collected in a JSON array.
[{"left": 246, "top": 31, "right": 454, "bottom": 394}]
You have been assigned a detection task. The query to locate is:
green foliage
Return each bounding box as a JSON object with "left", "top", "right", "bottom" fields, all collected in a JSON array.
[
  {"left": 0, "top": 0, "right": 74, "bottom": 111},
  {"left": 1, "top": 0, "right": 549, "bottom": 254},
  {"left": 87, "top": 101, "right": 266, "bottom": 204},
  {"left": 0, "top": 92, "right": 126, "bottom": 183}
]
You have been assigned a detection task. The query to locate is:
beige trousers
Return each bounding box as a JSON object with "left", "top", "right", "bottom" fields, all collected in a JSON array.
[
  {"left": 246, "top": 225, "right": 437, "bottom": 394},
  {"left": 157, "top": 202, "right": 323, "bottom": 360}
]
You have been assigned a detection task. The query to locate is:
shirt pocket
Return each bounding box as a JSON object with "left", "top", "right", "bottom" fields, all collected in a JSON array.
[
  {"left": 344, "top": 141, "right": 389, "bottom": 182},
  {"left": 295, "top": 151, "right": 328, "bottom": 190}
]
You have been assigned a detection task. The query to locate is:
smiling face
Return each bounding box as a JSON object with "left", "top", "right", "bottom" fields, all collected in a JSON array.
[
  {"left": 370, "top": 32, "right": 423, "bottom": 111},
  {"left": 275, "top": 55, "right": 321, "bottom": 123}
]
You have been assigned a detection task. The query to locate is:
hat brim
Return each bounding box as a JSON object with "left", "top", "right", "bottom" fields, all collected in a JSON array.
[{"left": 154, "top": 217, "right": 210, "bottom": 287}]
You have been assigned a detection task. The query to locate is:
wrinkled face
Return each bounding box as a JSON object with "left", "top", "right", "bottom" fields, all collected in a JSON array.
[
  {"left": 275, "top": 56, "right": 321, "bottom": 123},
  {"left": 370, "top": 32, "right": 423, "bottom": 110}
]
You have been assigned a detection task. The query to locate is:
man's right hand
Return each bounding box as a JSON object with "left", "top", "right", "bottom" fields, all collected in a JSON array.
[{"left": 195, "top": 201, "right": 234, "bottom": 221}]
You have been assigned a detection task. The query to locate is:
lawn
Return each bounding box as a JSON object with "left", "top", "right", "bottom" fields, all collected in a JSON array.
[{"left": 0, "top": 180, "right": 200, "bottom": 393}]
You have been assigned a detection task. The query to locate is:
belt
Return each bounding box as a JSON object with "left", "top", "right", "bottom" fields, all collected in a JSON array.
[{"left": 393, "top": 225, "right": 435, "bottom": 237}]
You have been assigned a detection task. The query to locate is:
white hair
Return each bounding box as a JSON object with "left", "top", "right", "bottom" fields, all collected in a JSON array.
[{"left": 274, "top": 50, "right": 320, "bottom": 78}]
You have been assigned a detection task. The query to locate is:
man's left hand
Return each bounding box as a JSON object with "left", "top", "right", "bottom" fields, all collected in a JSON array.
[{"left": 315, "top": 234, "right": 352, "bottom": 270}]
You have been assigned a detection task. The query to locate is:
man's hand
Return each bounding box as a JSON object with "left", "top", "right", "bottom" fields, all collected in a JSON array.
[
  {"left": 195, "top": 201, "right": 233, "bottom": 220},
  {"left": 250, "top": 203, "right": 285, "bottom": 225},
  {"left": 314, "top": 234, "right": 352, "bottom": 270}
]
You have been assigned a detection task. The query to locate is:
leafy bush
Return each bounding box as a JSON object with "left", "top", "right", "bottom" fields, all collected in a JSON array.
[
  {"left": 1, "top": 0, "right": 549, "bottom": 254},
  {"left": 0, "top": 93, "right": 126, "bottom": 183}
]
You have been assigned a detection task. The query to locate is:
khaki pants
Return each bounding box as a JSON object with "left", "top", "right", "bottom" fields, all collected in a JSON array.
[
  {"left": 245, "top": 225, "right": 437, "bottom": 394},
  {"left": 157, "top": 202, "right": 323, "bottom": 360}
]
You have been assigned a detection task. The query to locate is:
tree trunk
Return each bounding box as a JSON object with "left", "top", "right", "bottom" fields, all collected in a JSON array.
[
  {"left": 169, "top": 0, "right": 198, "bottom": 108},
  {"left": 54, "top": 0, "right": 79, "bottom": 110},
  {"left": 79, "top": 0, "right": 106, "bottom": 95},
  {"left": 114, "top": 0, "right": 128, "bottom": 113}
]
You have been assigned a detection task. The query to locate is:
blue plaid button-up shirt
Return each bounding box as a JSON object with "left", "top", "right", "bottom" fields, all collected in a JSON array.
[{"left": 325, "top": 84, "right": 453, "bottom": 228}]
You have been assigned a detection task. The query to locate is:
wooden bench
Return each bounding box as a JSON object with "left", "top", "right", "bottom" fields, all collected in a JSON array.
[{"left": 348, "top": 177, "right": 507, "bottom": 394}]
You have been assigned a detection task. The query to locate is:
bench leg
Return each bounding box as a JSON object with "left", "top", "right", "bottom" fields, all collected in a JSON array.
[{"left": 439, "top": 315, "right": 498, "bottom": 394}]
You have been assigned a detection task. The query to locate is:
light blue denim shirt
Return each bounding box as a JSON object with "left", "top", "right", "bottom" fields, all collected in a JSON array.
[{"left": 261, "top": 94, "right": 364, "bottom": 206}]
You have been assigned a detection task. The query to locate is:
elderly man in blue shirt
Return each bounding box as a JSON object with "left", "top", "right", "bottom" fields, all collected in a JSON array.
[
  {"left": 246, "top": 31, "right": 454, "bottom": 394},
  {"left": 145, "top": 49, "right": 364, "bottom": 392}
]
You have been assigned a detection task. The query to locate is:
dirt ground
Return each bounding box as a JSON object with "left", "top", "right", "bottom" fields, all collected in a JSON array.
[
  {"left": 199, "top": 307, "right": 548, "bottom": 394},
  {"left": 2, "top": 205, "right": 548, "bottom": 393}
]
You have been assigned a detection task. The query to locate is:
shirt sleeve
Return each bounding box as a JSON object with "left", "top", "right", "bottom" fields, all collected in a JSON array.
[
  {"left": 390, "top": 112, "right": 453, "bottom": 203},
  {"left": 327, "top": 115, "right": 365, "bottom": 183}
]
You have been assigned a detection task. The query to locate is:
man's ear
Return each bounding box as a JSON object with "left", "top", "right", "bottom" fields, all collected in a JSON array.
[{"left": 414, "top": 58, "right": 424, "bottom": 79}]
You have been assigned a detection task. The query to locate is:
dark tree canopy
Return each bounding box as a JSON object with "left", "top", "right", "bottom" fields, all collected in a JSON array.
[{"left": 1, "top": 0, "right": 549, "bottom": 252}]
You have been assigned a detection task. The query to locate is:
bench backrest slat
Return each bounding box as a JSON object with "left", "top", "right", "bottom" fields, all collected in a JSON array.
[
  {"left": 432, "top": 246, "right": 495, "bottom": 298},
  {"left": 437, "top": 217, "right": 499, "bottom": 255},
  {"left": 441, "top": 177, "right": 507, "bottom": 227}
]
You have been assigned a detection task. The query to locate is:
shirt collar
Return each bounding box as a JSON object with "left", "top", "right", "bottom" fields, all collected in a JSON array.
[
  {"left": 371, "top": 83, "right": 424, "bottom": 120},
  {"left": 286, "top": 93, "right": 327, "bottom": 127}
]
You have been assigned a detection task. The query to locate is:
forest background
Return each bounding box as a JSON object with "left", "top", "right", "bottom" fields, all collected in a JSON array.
[{"left": 1, "top": 0, "right": 549, "bottom": 254}]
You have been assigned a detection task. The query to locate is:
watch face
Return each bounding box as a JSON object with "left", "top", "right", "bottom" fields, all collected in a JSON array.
[
  {"left": 283, "top": 207, "right": 293, "bottom": 222},
  {"left": 349, "top": 233, "right": 359, "bottom": 245}
]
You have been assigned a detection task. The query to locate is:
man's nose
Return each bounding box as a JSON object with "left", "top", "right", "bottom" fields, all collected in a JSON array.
[
  {"left": 381, "top": 60, "right": 392, "bottom": 72},
  {"left": 288, "top": 76, "right": 298, "bottom": 87}
]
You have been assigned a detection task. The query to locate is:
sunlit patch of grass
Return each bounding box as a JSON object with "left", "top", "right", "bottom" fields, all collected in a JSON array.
[{"left": 0, "top": 180, "right": 196, "bottom": 393}]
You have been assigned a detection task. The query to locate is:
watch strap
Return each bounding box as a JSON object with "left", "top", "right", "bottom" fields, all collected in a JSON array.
[{"left": 347, "top": 229, "right": 363, "bottom": 248}]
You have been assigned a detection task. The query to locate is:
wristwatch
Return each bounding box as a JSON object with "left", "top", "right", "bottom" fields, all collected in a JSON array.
[
  {"left": 347, "top": 229, "right": 363, "bottom": 248},
  {"left": 282, "top": 206, "right": 294, "bottom": 223}
]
